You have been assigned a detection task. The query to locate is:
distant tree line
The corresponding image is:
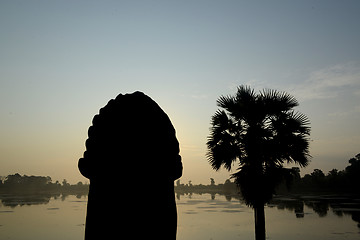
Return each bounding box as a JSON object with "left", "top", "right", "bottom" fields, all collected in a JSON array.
[
  {"left": 1, "top": 153, "right": 359, "bottom": 195},
  {"left": 281, "top": 153, "right": 360, "bottom": 194},
  {"left": 0, "top": 173, "right": 89, "bottom": 194},
  {"left": 175, "top": 178, "right": 238, "bottom": 194},
  {"left": 176, "top": 153, "right": 360, "bottom": 195}
]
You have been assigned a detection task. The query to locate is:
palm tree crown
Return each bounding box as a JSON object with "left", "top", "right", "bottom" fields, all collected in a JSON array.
[{"left": 207, "top": 86, "right": 311, "bottom": 206}]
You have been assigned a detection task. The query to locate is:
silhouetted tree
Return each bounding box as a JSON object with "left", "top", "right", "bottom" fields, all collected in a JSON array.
[
  {"left": 292, "top": 167, "right": 301, "bottom": 180},
  {"left": 311, "top": 169, "right": 325, "bottom": 178},
  {"left": 207, "top": 86, "right": 311, "bottom": 240},
  {"left": 4, "top": 173, "right": 22, "bottom": 185},
  {"left": 310, "top": 169, "right": 325, "bottom": 186},
  {"left": 62, "top": 179, "right": 69, "bottom": 187},
  {"left": 2, "top": 173, "right": 52, "bottom": 192},
  {"left": 346, "top": 153, "right": 360, "bottom": 188},
  {"left": 210, "top": 178, "right": 215, "bottom": 186}
]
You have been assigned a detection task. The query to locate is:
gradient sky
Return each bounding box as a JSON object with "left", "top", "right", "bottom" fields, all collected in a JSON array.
[{"left": 1, "top": 0, "right": 360, "bottom": 184}]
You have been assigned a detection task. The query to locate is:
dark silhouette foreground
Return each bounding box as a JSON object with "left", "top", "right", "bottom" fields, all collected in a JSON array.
[{"left": 78, "top": 91, "right": 182, "bottom": 240}]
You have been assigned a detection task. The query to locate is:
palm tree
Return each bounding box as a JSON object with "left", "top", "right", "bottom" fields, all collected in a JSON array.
[{"left": 207, "top": 86, "right": 311, "bottom": 240}]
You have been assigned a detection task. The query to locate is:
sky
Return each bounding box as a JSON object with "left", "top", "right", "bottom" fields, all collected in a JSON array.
[{"left": 1, "top": 0, "right": 360, "bottom": 184}]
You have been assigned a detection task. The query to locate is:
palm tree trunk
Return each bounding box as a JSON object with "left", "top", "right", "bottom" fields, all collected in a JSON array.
[{"left": 254, "top": 204, "right": 266, "bottom": 240}]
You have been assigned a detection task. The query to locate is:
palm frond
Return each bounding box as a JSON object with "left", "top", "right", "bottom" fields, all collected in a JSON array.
[
  {"left": 216, "top": 95, "right": 235, "bottom": 110},
  {"left": 206, "top": 140, "right": 240, "bottom": 171},
  {"left": 211, "top": 110, "right": 230, "bottom": 128},
  {"left": 207, "top": 110, "right": 241, "bottom": 171},
  {"left": 287, "top": 111, "right": 311, "bottom": 135},
  {"left": 260, "top": 88, "right": 299, "bottom": 113},
  {"left": 287, "top": 134, "right": 311, "bottom": 167},
  {"left": 235, "top": 85, "right": 256, "bottom": 102}
]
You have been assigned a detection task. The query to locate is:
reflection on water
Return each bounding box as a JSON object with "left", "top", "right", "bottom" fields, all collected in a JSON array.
[
  {"left": 0, "top": 193, "right": 359, "bottom": 240},
  {"left": 1, "top": 194, "right": 53, "bottom": 208},
  {"left": 0, "top": 194, "right": 87, "bottom": 240},
  {"left": 176, "top": 193, "right": 360, "bottom": 240},
  {"left": 268, "top": 195, "right": 360, "bottom": 228},
  {"left": 0, "top": 193, "right": 87, "bottom": 208}
]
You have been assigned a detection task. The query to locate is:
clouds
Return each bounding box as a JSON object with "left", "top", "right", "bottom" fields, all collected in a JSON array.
[
  {"left": 227, "top": 62, "right": 360, "bottom": 103},
  {"left": 191, "top": 94, "right": 208, "bottom": 100},
  {"left": 291, "top": 62, "right": 360, "bottom": 101}
]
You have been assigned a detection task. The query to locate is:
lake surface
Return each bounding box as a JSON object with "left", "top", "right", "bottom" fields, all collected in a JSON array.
[{"left": 0, "top": 193, "right": 359, "bottom": 239}]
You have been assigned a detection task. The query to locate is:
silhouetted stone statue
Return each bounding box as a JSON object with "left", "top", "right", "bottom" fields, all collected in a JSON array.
[{"left": 78, "top": 91, "right": 183, "bottom": 240}]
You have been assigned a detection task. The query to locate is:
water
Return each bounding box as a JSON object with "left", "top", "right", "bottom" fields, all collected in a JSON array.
[
  {"left": 176, "top": 193, "right": 360, "bottom": 240},
  {"left": 0, "top": 193, "right": 359, "bottom": 239},
  {"left": 0, "top": 194, "right": 87, "bottom": 240}
]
